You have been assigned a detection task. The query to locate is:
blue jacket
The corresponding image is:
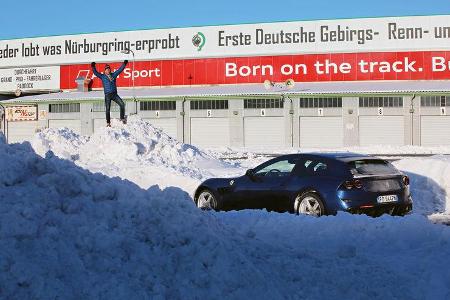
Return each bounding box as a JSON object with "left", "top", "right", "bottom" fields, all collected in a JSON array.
[{"left": 92, "top": 62, "right": 127, "bottom": 94}]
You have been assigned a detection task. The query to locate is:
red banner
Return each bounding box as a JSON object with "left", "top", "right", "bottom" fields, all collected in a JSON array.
[{"left": 60, "top": 51, "right": 450, "bottom": 89}]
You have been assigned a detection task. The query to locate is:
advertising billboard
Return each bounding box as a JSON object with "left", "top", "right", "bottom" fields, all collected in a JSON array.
[
  {"left": 0, "top": 15, "right": 450, "bottom": 68},
  {"left": 60, "top": 50, "right": 450, "bottom": 89}
]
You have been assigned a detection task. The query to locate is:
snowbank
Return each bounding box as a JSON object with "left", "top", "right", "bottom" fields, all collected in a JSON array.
[
  {"left": 30, "top": 118, "right": 450, "bottom": 216},
  {"left": 2, "top": 139, "right": 450, "bottom": 299},
  {"left": 394, "top": 156, "right": 450, "bottom": 214},
  {"left": 31, "top": 116, "right": 236, "bottom": 191},
  {"left": 0, "top": 139, "right": 289, "bottom": 299}
]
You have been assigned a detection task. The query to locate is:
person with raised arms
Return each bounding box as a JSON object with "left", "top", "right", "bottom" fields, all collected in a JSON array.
[{"left": 91, "top": 60, "right": 128, "bottom": 127}]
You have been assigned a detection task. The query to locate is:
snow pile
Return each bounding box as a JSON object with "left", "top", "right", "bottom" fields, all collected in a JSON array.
[
  {"left": 2, "top": 139, "right": 450, "bottom": 299},
  {"left": 219, "top": 210, "right": 450, "bottom": 299},
  {"left": 84, "top": 117, "right": 230, "bottom": 178},
  {"left": 30, "top": 128, "right": 88, "bottom": 161},
  {"left": 0, "top": 140, "right": 280, "bottom": 299},
  {"left": 31, "top": 116, "right": 235, "bottom": 190},
  {"left": 394, "top": 156, "right": 450, "bottom": 214}
]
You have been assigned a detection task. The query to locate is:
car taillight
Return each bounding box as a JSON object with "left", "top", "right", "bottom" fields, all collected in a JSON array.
[
  {"left": 343, "top": 179, "right": 363, "bottom": 190},
  {"left": 402, "top": 176, "right": 410, "bottom": 186}
]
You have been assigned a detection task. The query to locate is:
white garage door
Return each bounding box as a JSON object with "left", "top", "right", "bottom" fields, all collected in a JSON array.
[
  {"left": 359, "top": 116, "right": 404, "bottom": 146},
  {"left": 7, "top": 121, "right": 38, "bottom": 143},
  {"left": 244, "top": 117, "right": 285, "bottom": 148},
  {"left": 299, "top": 117, "right": 343, "bottom": 148},
  {"left": 48, "top": 119, "right": 82, "bottom": 134},
  {"left": 420, "top": 116, "right": 450, "bottom": 146},
  {"left": 144, "top": 118, "right": 177, "bottom": 138},
  {"left": 190, "top": 118, "right": 230, "bottom": 148}
]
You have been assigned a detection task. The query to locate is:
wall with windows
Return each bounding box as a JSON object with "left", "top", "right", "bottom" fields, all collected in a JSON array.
[{"left": 6, "top": 93, "right": 450, "bottom": 148}]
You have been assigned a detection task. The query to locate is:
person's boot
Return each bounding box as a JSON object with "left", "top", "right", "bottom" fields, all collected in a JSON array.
[{"left": 106, "top": 123, "right": 111, "bottom": 127}]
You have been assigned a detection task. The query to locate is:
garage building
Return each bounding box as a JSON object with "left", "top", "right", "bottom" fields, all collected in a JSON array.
[
  {"left": 1, "top": 15, "right": 450, "bottom": 148},
  {"left": 2, "top": 81, "right": 449, "bottom": 149}
]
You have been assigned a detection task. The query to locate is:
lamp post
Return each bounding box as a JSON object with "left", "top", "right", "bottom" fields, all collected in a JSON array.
[{"left": 121, "top": 49, "right": 137, "bottom": 115}]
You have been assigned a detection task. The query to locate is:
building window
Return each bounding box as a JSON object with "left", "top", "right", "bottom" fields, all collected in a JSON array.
[
  {"left": 299, "top": 97, "right": 342, "bottom": 108},
  {"left": 244, "top": 98, "right": 284, "bottom": 109},
  {"left": 49, "top": 103, "right": 80, "bottom": 113},
  {"left": 140, "top": 100, "right": 176, "bottom": 111},
  {"left": 93, "top": 101, "right": 120, "bottom": 112},
  {"left": 190, "top": 100, "right": 228, "bottom": 110},
  {"left": 359, "top": 97, "right": 403, "bottom": 108},
  {"left": 421, "top": 95, "right": 450, "bottom": 107}
]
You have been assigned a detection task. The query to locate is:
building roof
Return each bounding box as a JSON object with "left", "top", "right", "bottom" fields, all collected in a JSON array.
[{"left": 2, "top": 80, "right": 450, "bottom": 104}]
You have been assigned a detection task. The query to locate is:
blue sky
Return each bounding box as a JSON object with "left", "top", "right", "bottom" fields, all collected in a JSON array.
[{"left": 1, "top": 0, "right": 449, "bottom": 39}]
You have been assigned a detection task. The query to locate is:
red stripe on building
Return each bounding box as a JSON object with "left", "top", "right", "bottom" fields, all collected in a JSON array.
[{"left": 60, "top": 51, "right": 450, "bottom": 89}]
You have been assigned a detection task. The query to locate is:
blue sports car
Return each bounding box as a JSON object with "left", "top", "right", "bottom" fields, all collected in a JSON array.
[{"left": 194, "top": 153, "right": 413, "bottom": 216}]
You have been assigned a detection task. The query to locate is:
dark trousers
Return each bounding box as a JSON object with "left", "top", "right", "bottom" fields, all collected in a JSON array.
[{"left": 105, "top": 92, "right": 125, "bottom": 124}]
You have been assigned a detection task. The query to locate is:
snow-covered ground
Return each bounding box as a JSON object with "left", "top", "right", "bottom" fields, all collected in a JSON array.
[
  {"left": 31, "top": 118, "right": 236, "bottom": 193},
  {"left": 1, "top": 116, "right": 450, "bottom": 299},
  {"left": 30, "top": 116, "right": 450, "bottom": 217}
]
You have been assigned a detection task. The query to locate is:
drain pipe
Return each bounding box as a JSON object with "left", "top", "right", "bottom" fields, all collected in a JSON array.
[
  {"left": 181, "top": 97, "right": 187, "bottom": 143},
  {"left": 284, "top": 94, "right": 294, "bottom": 147},
  {"left": 0, "top": 102, "right": 7, "bottom": 143},
  {"left": 410, "top": 94, "right": 416, "bottom": 145}
]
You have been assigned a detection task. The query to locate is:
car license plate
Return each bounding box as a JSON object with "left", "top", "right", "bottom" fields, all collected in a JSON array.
[{"left": 377, "top": 195, "right": 398, "bottom": 203}]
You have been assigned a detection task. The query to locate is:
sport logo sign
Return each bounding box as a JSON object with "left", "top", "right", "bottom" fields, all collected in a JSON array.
[{"left": 192, "top": 32, "right": 206, "bottom": 51}]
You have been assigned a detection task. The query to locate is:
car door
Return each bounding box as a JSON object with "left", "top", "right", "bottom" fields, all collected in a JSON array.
[
  {"left": 266, "top": 157, "right": 330, "bottom": 212},
  {"left": 263, "top": 158, "right": 312, "bottom": 212},
  {"left": 232, "top": 158, "right": 298, "bottom": 211},
  {"left": 230, "top": 174, "right": 265, "bottom": 210}
]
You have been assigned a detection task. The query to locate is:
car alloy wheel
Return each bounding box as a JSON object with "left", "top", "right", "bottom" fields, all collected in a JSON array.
[
  {"left": 197, "top": 190, "right": 217, "bottom": 210},
  {"left": 297, "top": 195, "right": 324, "bottom": 217}
]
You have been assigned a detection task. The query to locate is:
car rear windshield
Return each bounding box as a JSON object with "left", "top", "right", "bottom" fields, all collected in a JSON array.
[{"left": 347, "top": 160, "right": 398, "bottom": 175}]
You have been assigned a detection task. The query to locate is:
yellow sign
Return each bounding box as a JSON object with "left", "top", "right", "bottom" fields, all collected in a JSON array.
[{"left": 39, "top": 110, "right": 48, "bottom": 120}]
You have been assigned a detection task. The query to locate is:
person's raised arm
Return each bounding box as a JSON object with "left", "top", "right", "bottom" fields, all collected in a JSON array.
[
  {"left": 113, "top": 60, "right": 128, "bottom": 77},
  {"left": 91, "top": 62, "right": 102, "bottom": 77}
]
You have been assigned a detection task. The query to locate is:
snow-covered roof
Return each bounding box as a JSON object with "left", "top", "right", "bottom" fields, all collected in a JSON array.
[{"left": 3, "top": 80, "right": 450, "bottom": 103}]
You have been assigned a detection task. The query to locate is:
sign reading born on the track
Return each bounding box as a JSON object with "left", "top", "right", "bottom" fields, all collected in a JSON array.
[
  {"left": 59, "top": 50, "right": 450, "bottom": 89},
  {"left": 0, "top": 15, "right": 450, "bottom": 67}
]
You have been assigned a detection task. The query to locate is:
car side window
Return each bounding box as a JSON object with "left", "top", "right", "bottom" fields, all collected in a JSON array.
[
  {"left": 254, "top": 159, "right": 297, "bottom": 177},
  {"left": 313, "top": 162, "right": 327, "bottom": 172},
  {"left": 303, "top": 160, "right": 329, "bottom": 176},
  {"left": 304, "top": 160, "right": 313, "bottom": 168}
]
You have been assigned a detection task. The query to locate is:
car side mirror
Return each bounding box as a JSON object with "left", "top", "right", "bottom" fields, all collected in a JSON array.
[{"left": 246, "top": 169, "right": 255, "bottom": 178}]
